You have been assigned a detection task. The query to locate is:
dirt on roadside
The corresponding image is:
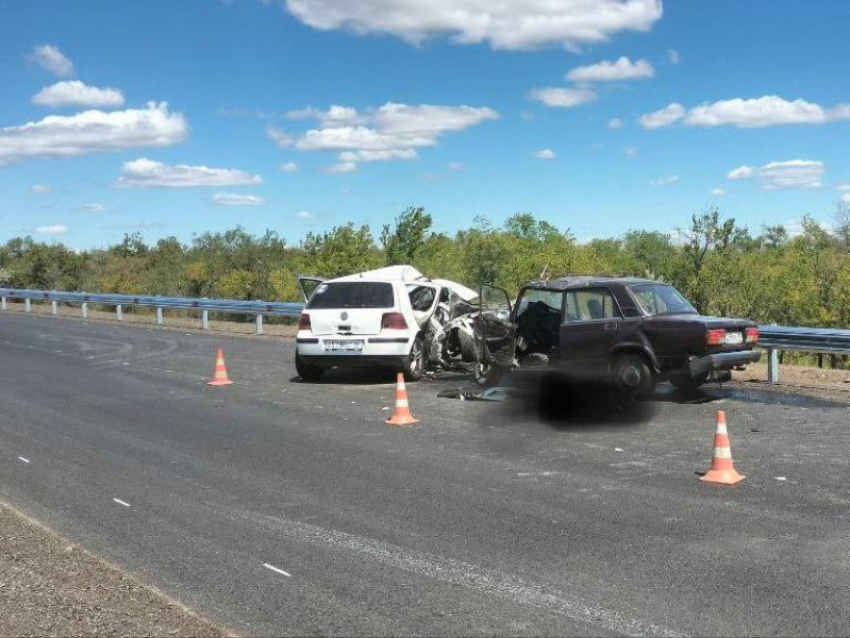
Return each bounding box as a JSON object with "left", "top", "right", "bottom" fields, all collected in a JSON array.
[
  {"left": 0, "top": 503, "right": 231, "bottom": 637},
  {"left": 733, "top": 362, "right": 850, "bottom": 403}
]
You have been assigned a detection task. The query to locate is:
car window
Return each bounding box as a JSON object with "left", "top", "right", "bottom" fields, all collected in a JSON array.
[
  {"left": 306, "top": 282, "right": 394, "bottom": 309},
  {"left": 516, "top": 288, "right": 563, "bottom": 317},
  {"left": 629, "top": 283, "right": 697, "bottom": 316},
  {"left": 407, "top": 285, "right": 436, "bottom": 312},
  {"left": 564, "top": 289, "right": 621, "bottom": 321}
]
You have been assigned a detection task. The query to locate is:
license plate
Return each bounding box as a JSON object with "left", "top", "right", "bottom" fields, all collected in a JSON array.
[
  {"left": 725, "top": 332, "right": 743, "bottom": 345},
  {"left": 324, "top": 339, "right": 364, "bottom": 352}
]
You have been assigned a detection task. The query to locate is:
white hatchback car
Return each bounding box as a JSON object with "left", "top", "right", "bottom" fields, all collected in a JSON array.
[{"left": 295, "top": 265, "right": 476, "bottom": 381}]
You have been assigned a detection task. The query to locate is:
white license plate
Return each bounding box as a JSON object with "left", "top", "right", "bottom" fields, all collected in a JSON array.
[
  {"left": 725, "top": 332, "right": 743, "bottom": 345},
  {"left": 324, "top": 339, "right": 364, "bottom": 352}
]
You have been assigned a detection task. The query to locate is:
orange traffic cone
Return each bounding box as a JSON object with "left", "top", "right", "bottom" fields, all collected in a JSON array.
[
  {"left": 700, "top": 410, "right": 745, "bottom": 485},
  {"left": 386, "top": 373, "right": 418, "bottom": 426},
  {"left": 207, "top": 347, "right": 233, "bottom": 386}
]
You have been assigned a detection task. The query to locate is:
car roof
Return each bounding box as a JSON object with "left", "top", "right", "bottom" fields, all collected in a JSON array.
[{"left": 522, "top": 275, "right": 661, "bottom": 291}]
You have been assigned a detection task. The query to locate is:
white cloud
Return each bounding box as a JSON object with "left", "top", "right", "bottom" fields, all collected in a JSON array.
[
  {"left": 212, "top": 192, "right": 266, "bottom": 206},
  {"left": 117, "top": 158, "right": 263, "bottom": 188},
  {"left": 710, "top": 187, "right": 726, "bottom": 197},
  {"left": 323, "top": 161, "right": 358, "bottom": 174},
  {"left": 607, "top": 118, "right": 623, "bottom": 129},
  {"left": 296, "top": 210, "right": 315, "bottom": 220},
  {"left": 641, "top": 96, "right": 850, "bottom": 130},
  {"left": 842, "top": 193, "right": 850, "bottom": 204},
  {"left": 83, "top": 202, "right": 106, "bottom": 213},
  {"left": 532, "top": 148, "right": 556, "bottom": 160},
  {"left": 837, "top": 184, "right": 850, "bottom": 192},
  {"left": 279, "top": 161, "right": 299, "bottom": 172},
  {"left": 529, "top": 86, "right": 597, "bottom": 108},
  {"left": 727, "top": 166, "right": 754, "bottom": 180},
  {"left": 32, "top": 81, "right": 125, "bottom": 108},
  {"left": 638, "top": 102, "right": 685, "bottom": 129},
  {"left": 0, "top": 102, "right": 187, "bottom": 167},
  {"left": 28, "top": 45, "right": 74, "bottom": 77},
  {"left": 280, "top": 0, "right": 664, "bottom": 51},
  {"left": 667, "top": 49, "right": 681, "bottom": 65},
  {"left": 624, "top": 146, "right": 639, "bottom": 157},
  {"left": 447, "top": 162, "right": 465, "bottom": 171},
  {"left": 277, "top": 102, "right": 497, "bottom": 171},
  {"left": 35, "top": 224, "right": 68, "bottom": 236},
  {"left": 566, "top": 56, "right": 654, "bottom": 82},
  {"left": 727, "top": 159, "right": 825, "bottom": 190},
  {"left": 31, "top": 184, "right": 51, "bottom": 194},
  {"left": 649, "top": 175, "right": 679, "bottom": 186}
]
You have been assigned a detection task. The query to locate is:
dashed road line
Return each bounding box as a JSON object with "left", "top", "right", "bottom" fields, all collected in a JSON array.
[
  {"left": 113, "top": 498, "right": 131, "bottom": 507},
  {"left": 18, "top": 456, "right": 31, "bottom": 464},
  {"left": 263, "top": 563, "right": 292, "bottom": 577}
]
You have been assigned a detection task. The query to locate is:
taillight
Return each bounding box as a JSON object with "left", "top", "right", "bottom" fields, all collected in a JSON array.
[
  {"left": 706, "top": 329, "right": 727, "bottom": 346},
  {"left": 298, "top": 313, "right": 311, "bottom": 332},
  {"left": 745, "top": 327, "right": 759, "bottom": 343},
  {"left": 381, "top": 312, "right": 408, "bottom": 330}
]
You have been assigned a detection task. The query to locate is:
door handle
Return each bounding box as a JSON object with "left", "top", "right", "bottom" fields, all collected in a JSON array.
[{"left": 604, "top": 322, "right": 619, "bottom": 331}]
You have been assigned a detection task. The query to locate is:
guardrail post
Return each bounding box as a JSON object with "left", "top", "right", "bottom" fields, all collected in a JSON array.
[
  {"left": 767, "top": 348, "right": 780, "bottom": 384},
  {"left": 156, "top": 307, "right": 163, "bottom": 325},
  {"left": 1, "top": 297, "right": 6, "bottom": 311},
  {"left": 25, "top": 299, "right": 32, "bottom": 313},
  {"left": 256, "top": 313, "right": 264, "bottom": 335},
  {"left": 202, "top": 310, "right": 210, "bottom": 330},
  {"left": 116, "top": 304, "right": 123, "bottom": 322},
  {"left": 81, "top": 302, "right": 88, "bottom": 319},
  {"left": 51, "top": 300, "right": 58, "bottom": 315}
]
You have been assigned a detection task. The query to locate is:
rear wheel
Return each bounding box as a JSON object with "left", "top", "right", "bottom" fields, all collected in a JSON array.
[
  {"left": 613, "top": 353, "right": 655, "bottom": 399},
  {"left": 457, "top": 328, "right": 477, "bottom": 362},
  {"left": 669, "top": 371, "right": 709, "bottom": 392},
  {"left": 295, "top": 353, "right": 324, "bottom": 382},
  {"left": 402, "top": 336, "right": 425, "bottom": 382}
]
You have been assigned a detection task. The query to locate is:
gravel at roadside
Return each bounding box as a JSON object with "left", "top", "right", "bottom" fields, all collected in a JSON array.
[{"left": 0, "top": 503, "right": 231, "bottom": 637}]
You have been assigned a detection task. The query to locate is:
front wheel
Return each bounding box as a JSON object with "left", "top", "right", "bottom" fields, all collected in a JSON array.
[
  {"left": 473, "top": 358, "right": 504, "bottom": 387},
  {"left": 402, "top": 336, "right": 425, "bottom": 382},
  {"left": 613, "top": 353, "right": 656, "bottom": 399}
]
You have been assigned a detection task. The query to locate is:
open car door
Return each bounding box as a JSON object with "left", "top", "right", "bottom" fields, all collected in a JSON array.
[
  {"left": 473, "top": 284, "right": 516, "bottom": 386},
  {"left": 297, "top": 275, "right": 325, "bottom": 303}
]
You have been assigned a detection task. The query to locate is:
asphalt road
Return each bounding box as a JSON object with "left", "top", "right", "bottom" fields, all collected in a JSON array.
[{"left": 1, "top": 312, "right": 848, "bottom": 636}]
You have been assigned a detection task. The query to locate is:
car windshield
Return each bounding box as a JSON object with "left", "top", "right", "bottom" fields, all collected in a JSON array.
[
  {"left": 630, "top": 283, "right": 697, "bottom": 316},
  {"left": 307, "top": 282, "right": 394, "bottom": 309}
]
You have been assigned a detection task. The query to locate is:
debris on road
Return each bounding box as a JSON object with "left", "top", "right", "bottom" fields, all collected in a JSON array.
[
  {"left": 0, "top": 503, "right": 229, "bottom": 637},
  {"left": 437, "top": 386, "right": 510, "bottom": 402}
]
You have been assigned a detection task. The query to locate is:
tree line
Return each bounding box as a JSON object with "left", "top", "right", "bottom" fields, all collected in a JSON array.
[{"left": 2, "top": 205, "right": 850, "bottom": 331}]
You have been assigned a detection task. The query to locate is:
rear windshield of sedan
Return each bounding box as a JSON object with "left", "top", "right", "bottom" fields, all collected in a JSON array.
[
  {"left": 630, "top": 283, "right": 697, "bottom": 316},
  {"left": 307, "top": 282, "right": 395, "bottom": 309}
]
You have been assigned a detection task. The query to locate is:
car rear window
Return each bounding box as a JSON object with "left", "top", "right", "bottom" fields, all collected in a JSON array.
[{"left": 307, "top": 282, "right": 395, "bottom": 309}]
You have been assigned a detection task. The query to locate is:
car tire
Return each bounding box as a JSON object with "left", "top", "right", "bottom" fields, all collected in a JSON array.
[
  {"left": 457, "top": 328, "right": 477, "bottom": 362},
  {"left": 473, "top": 358, "right": 504, "bottom": 387},
  {"left": 295, "top": 353, "right": 324, "bottom": 382},
  {"left": 669, "top": 371, "right": 709, "bottom": 392},
  {"left": 402, "top": 336, "right": 425, "bottom": 382},
  {"left": 613, "top": 352, "right": 655, "bottom": 399}
]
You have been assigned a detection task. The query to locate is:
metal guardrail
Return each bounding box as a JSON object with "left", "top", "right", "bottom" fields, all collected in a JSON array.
[
  {"left": 758, "top": 325, "right": 850, "bottom": 384},
  {"left": 1, "top": 289, "right": 847, "bottom": 384},
  {"left": 0, "top": 288, "right": 305, "bottom": 335}
]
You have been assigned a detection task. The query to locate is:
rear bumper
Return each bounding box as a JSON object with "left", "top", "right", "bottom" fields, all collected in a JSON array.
[
  {"left": 297, "top": 354, "right": 408, "bottom": 370},
  {"left": 689, "top": 350, "right": 761, "bottom": 377}
]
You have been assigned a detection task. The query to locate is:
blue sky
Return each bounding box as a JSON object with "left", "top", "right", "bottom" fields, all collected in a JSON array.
[{"left": 2, "top": 0, "right": 849, "bottom": 249}]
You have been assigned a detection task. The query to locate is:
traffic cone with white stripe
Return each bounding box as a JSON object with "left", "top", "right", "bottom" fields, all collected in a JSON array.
[
  {"left": 207, "top": 347, "right": 234, "bottom": 386},
  {"left": 386, "top": 372, "right": 418, "bottom": 426},
  {"left": 700, "top": 410, "right": 744, "bottom": 485}
]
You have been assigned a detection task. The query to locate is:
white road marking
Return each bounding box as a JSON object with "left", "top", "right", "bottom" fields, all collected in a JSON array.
[
  {"left": 113, "top": 498, "right": 131, "bottom": 507},
  {"left": 263, "top": 562, "right": 292, "bottom": 577},
  {"left": 775, "top": 476, "right": 787, "bottom": 481},
  {"left": 242, "top": 511, "right": 680, "bottom": 637},
  {"left": 614, "top": 448, "right": 624, "bottom": 452},
  {"left": 18, "top": 456, "right": 31, "bottom": 464}
]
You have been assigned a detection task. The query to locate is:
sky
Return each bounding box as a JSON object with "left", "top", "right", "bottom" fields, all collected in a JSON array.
[{"left": 1, "top": 0, "right": 849, "bottom": 249}]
